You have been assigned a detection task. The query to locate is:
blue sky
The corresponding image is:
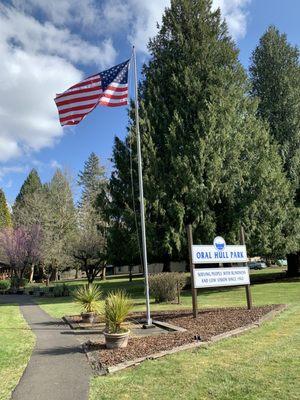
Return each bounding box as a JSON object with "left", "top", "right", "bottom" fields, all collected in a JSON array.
[{"left": 0, "top": 0, "right": 299, "bottom": 204}]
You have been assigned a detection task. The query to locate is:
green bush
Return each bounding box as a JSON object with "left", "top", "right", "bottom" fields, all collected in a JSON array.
[
  {"left": 73, "top": 284, "right": 102, "bottom": 314},
  {"left": 105, "top": 290, "right": 133, "bottom": 333},
  {"left": 11, "top": 276, "right": 28, "bottom": 289},
  {"left": 53, "top": 285, "right": 64, "bottom": 297},
  {"left": 33, "top": 286, "right": 40, "bottom": 296},
  {"left": 0, "top": 279, "right": 11, "bottom": 293},
  {"left": 52, "top": 284, "right": 69, "bottom": 297},
  {"left": 39, "top": 287, "right": 49, "bottom": 296},
  {"left": 149, "top": 272, "right": 187, "bottom": 303}
]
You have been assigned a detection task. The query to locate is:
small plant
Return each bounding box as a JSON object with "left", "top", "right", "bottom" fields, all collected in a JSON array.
[
  {"left": 105, "top": 290, "right": 133, "bottom": 333},
  {"left": 73, "top": 284, "right": 102, "bottom": 314},
  {"left": 149, "top": 272, "right": 187, "bottom": 303},
  {"left": 0, "top": 279, "right": 11, "bottom": 293}
]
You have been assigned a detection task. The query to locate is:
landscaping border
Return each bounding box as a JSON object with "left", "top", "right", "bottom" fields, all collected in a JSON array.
[{"left": 83, "top": 304, "right": 287, "bottom": 375}]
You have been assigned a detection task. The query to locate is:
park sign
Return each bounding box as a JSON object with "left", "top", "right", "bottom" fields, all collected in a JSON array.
[
  {"left": 192, "top": 236, "right": 247, "bottom": 264},
  {"left": 187, "top": 227, "right": 252, "bottom": 317}
]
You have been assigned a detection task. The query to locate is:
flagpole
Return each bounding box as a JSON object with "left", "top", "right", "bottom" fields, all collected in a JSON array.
[{"left": 132, "top": 46, "right": 152, "bottom": 326}]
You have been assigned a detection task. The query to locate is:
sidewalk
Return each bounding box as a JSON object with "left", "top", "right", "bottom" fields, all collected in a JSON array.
[{"left": 0, "top": 295, "right": 91, "bottom": 400}]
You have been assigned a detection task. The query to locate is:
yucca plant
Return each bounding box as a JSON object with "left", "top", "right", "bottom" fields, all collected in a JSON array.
[
  {"left": 105, "top": 290, "right": 133, "bottom": 333},
  {"left": 73, "top": 284, "right": 102, "bottom": 314}
]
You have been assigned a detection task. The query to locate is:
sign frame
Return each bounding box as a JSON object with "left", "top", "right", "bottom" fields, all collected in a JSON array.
[{"left": 186, "top": 225, "right": 252, "bottom": 318}]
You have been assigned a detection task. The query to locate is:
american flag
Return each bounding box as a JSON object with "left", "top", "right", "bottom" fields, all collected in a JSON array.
[{"left": 54, "top": 59, "right": 130, "bottom": 126}]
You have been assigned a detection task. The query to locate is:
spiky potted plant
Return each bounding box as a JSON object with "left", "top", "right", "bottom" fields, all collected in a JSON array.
[
  {"left": 104, "top": 290, "right": 133, "bottom": 349},
  {"left": 73, "top": 284, "right": 102, "bottom": 324}
]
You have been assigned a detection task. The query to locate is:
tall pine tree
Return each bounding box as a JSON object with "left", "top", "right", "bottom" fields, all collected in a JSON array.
[
  {"left": 250, "top": 26, "right": 300, "bottom": 275},
  {"left": 0, "top": 189, "right": 12, "bottom": 228},
  {"left": 76, "top": 154, "right": 109, "bottom": 281},
  {"left": 44, "top": 169, "right": 77, "bottom": 281},
  {"left": 13, "top": 169, "right": 42, "bottom": 226},
  {"left": 78, "top": 153, "right": 106, "bottom": 207},
  {"left": 109, "top": 0, "right": 293, "bottom": 267}
]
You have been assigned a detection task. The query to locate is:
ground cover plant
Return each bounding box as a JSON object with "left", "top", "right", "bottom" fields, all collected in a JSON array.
[{"left": 0, "top": 304, "right": 35, "bottom": 400}]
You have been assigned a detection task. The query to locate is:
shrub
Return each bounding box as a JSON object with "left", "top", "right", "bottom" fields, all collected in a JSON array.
[
  {"left": 53, "top": 285, "right": 63, "bottom": 297},
  {"left": 33, "top": 286, "right": 40, "bottom": 296},
  {"left": 73, "top": 285, "right": 102, "bottom": 314},
  {"left": 149, "top": 272, "right": 187, "bottom": 303},
  {"left": 39, "top": 287, "right": 49, "bottom": 296},
  {"left": 0, "top": 279, "right": 11, "bottom": 293},
  {"left": 11, "top": 276, "right": 28, "bottom": 289},
  {"left": 62, "top": 283, "right": 70, "bottom": 296},
  {"left": 105, "top": 290, "right": 133, "bottom": 333}
]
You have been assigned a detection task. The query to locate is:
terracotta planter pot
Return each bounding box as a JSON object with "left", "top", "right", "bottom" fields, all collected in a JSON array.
[
  {"left": 104, "top": 330, "right": 130, "bottom": 349},
  {"left": 81, "top": 312, "right": 95, "bottom": 324}
]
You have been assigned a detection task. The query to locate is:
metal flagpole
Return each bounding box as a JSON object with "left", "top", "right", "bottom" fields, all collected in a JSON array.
[{"left": 132, "top": 46, "right": 152, "bottom": 326}]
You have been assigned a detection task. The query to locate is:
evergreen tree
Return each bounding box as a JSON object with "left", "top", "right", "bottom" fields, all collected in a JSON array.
[
  {"left": 109, "top": 0, "right": 293, "bottom": 266},
  {"left": 13, "top": 169, "right": 42, "bottom": 226},
  {"left": 78, "top": 153, "right": 106, "bottom": 207},
  {"left": 107, "top": 136, "right": 141, "bottom": 269},
  {"left": 250, "top": 26, "right": 300, "bottom": 275},
  {"left": 43, "top": 169, "right": 77, "bottom": 280},
  {"left": 0, "top": 189, "right": 12, "bottom": 229},
  {"left": 76, "top": 154, "right": 109, "bottom": 281}
]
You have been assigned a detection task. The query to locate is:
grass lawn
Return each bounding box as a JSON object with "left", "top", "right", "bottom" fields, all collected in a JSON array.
[
  {"left": 35, "top": 267, "right": 297, "bottom": 319},
  {"left": 0, "top": 304, "right": 35, "bottom": 400},
  {"left": 89, "top": 302, "right": 300, "bottom": 400},
  {"left": 34, "top": 268, "right": 299, "bottom": 399}
]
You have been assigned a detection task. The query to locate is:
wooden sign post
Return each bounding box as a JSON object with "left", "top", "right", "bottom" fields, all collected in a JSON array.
[
  {"left": 186, "top": 224, "right": 198, "bottom": 318},
  {"left": 240, "top": 225, "right": 252, "bottom": 310}
]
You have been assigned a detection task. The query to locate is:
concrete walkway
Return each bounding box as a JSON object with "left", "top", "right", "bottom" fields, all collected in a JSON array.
[{"left": 0, "top": 295, "right": 91, "bottom": 400}]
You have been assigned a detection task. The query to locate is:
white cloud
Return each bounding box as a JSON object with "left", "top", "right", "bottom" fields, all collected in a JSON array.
[
  {"left": 12, "top": 0, "right": 100, "bottom": 30},
  {"left": 101, "top": 0, "right": 251, "bottom": 53},
  {"left": 0, "top": 4, "right": 117, "bottom": 163},
  {"left": 0, "top": 5, "right": 117, "bottom": 68},
  {"left": 10, "top": 1, "right": 252, "bottom": 54},
  {"left": 212, "top": 0, "right": 251, "bottom": 40}
]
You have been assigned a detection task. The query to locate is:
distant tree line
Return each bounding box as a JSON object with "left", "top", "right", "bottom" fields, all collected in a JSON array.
[{"left": 0, "top": 0, "right": 299, "bottom": 282}]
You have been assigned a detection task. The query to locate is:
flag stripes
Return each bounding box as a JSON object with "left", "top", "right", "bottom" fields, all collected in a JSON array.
[{"left": 54, "top": 60, "right": 130, "bottom": 126}]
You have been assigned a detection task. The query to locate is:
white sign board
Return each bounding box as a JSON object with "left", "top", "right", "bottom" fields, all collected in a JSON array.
[
  {"left": 192, "top": 236, "right": 247, "bottom": 264},
  {"left": 194, "top": 267, "right": 250, "bottom": 288}
]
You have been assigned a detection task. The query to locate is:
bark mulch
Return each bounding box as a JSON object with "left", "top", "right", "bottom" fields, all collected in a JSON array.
[{"left": 86, "top": 305, "right": 281, "bottom": 369}]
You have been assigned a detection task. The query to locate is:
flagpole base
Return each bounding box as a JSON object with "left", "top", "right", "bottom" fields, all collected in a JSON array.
[{"left": 142, "top": 319, "right": 154, "bottom": 329}]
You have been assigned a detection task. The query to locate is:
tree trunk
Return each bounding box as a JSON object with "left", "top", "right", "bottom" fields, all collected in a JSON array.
[
  {"left": 75, "top": 268, "right": 79, "bottom": 279},
  {"left": 129, "top": 265, "right": 133, "bottom": 282},
  {"left": 266, "top": 258, "right": 272, "bottom": 267},
  {"left": 29, "top": 264, "right": 34, "bottom": 283},
  {"left": 101, "top": 266, "right": 106, "bottom": 281},
  {"left": 287, "top": 252, "right": 300, "bottom": 277},
  {"left": 50, "top": 267, "right": 58, "bottom": 281},
  {"left": 162, "top": 253, "right": 171, "bottom": 272}
]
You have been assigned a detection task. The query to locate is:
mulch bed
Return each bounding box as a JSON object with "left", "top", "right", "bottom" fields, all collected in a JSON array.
[{"left": 86, "top": 305, "right": 281, "bottom": 369}]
